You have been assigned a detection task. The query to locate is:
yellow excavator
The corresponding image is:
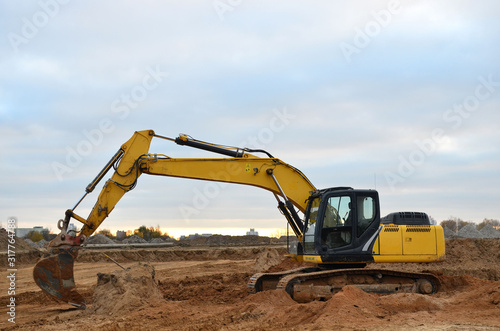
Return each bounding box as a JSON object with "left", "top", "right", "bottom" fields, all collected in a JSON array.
[{"left": 34, "top": 130, "right": 445, "bottom": 309}]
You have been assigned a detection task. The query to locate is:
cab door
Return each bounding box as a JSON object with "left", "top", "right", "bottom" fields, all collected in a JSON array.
[{"left": 310, "top": 189, "right": 381, "bottom": 263}]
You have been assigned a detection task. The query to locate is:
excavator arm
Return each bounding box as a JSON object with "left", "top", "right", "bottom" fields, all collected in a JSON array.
[{"left": 34, "top": 130, "right": 316, "bottom": 308}]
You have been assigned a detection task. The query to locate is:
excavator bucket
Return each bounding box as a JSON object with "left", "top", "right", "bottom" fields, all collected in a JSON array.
[{"left": 33, "top": 247, "right": 86, "bottom": 309}]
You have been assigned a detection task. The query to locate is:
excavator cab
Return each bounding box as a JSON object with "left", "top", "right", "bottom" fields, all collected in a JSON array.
[{"left": 300, "top": 187, "right": 381, "bottom": 266}]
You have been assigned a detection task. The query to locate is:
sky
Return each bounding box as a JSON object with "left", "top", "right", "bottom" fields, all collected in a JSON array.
[{"left": 1, "top": 1, "right": 499, "bottom": 238}]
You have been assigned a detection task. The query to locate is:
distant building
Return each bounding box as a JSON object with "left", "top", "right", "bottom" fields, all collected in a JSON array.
[
  {"left": 246, "top": 228, "right": 258, "bottom": 236},
  {"left": 116, "top": 230, "right": 126, "bottom": 240},
  {"left": 15, "top": 226, "right": 48, "bottom": 238}
]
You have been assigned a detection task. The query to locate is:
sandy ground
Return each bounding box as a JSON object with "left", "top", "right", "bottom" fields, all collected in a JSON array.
[{"left": 1, "top": 239, "right": 499, "bottom": 330}]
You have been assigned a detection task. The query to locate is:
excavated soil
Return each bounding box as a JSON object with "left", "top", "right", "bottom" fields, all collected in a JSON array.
[
  {"left": 0, "top": 238, "right": 499, "bottom": 330},
  {"left": 88, "top": 263, "right": 163, "bottom": 316},
  {"left": 0, "top": 228, "right": 42, "bottom": 267}
]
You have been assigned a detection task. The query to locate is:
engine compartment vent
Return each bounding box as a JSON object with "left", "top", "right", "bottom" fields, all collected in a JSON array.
[{"left": 381, "top": 212, "right": 430, "bottom": 226}]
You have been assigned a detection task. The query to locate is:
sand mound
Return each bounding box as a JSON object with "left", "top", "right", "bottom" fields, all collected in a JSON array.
[
  {"left": 34, "top": 239, "right": 48, "bottom": 249},
  {"left": 443, "top": 227, "right": 457, "bottom": 238},
  {"left": 322, "top": 285, "right": 384, "bottom": 318},
  {"left": 378, "top": 292, "right": 442, "bottom": 312},
  {"left": 85, "top": 233, "right": 116, "bottom": 245},
  {"left": 480, "top": 224, "right": 500, "bottom": 238},
  {"left": 253, "top": 247, "right": 285, "bottom": 272},
  {"left": 185, "top": 234, "right": 274, "bottom": 246},
  {"left": 89, "top": 264, "right": 163, "bottom": 315},
  {"left": 243, "top": 289, "right": 297, "bottom": 307},
  {"left": 233, "top": 290, "right": 298, "bottom": 326},
  {"left": 0, "top": 228, "right": 39, "bottom": 252},
  {"left": 457, "top": 224, "right": 482, "bottom": 238},
  {"left": 122, "top": 235, "right": 147, "bottom": 244}
]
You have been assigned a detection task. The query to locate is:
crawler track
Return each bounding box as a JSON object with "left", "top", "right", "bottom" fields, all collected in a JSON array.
[
  {"left": 249, "top": 268, "right": 440, "bottom": 303},
  {"left": 248, "top": 267, "right": 321, "bottom": 294}
]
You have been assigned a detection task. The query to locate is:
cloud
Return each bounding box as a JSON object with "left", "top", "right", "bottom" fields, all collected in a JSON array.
[{"left": 1, "top": 1, "right": 499, "bottom": 234}]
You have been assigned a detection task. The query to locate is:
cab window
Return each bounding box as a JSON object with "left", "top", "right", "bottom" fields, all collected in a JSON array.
[
  {"left": 321, "top": 196, "right": 352, "bottom": 249},
  {"left": 303, "top": 197, "right": 320, "bottom": 253},
  {"left": 357, "top": 196, "right": 376, "bottom": 237}
]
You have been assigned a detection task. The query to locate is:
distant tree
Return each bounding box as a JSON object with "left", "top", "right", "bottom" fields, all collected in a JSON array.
[
  {"left": 150, "top": 225, "right": 163, "bottom": 239},
  {"left": 98, "top": 228, "right": 114, "bottom": 239},
  {"left": 133, "top": 225, "right": 163, "bottom": 241},
  {"left": 135, "top": 231, "right": 144, "bottom": 238},
  {"left": 477, "top": 218, "right": 500, "bottom": 231},
  {"left": 134, "top": 225, "right": 148, "bottom": 239},
  {"left": 270, "top": 228, "right": 288, "bottom": 238},
  {"left": 440, "top": 219, "right": 457, "bottom": 233},
  {"left": 441, "top": 216, "right": 473, "bottom": 232},
  {"left": 27, "top": 231, "right": 44, "bottom": 242},
  {"left": 41, "top": 229, "right": 53, "bottom": 241}
]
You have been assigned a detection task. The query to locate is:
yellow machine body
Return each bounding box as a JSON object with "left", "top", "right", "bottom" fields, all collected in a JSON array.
[{"left": 373, "top": 224, "right": 446, "bottom": 263}]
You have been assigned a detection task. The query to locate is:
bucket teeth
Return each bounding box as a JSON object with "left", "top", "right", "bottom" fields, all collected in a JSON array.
[{"left": 33, "top": 247, "right": 86, "bottom": 309}]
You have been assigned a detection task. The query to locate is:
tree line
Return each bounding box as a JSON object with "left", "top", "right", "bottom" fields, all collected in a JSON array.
[{"left": 98, "top": 225, "right": 170, "bottom": 241}]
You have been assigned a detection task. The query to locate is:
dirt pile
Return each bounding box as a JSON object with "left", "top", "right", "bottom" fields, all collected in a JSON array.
[
  {"left": 480, "top": 224, "right": 500, "bottom": 238},
  {"left": 85, "top": 234, "right": 116, "bottom": 245},
  {"left": 227, "top": 276, "right": 500, "bottom": 330},
  {"left": 183, "top": 235, "right": 276, "bottom": 246},
  {"left": 313, "top": 286, "right": 387, "bottom": 328},
  {"left": 444, "top": 224, "right": 500, "bottom": 239},
  {"left": 33, "top": 239, "right": 48, "bottom": 249},
  {"left": 253, "top": 247, "right": 286, "bottom": 272},
  {"left": 77, "top": 246, "right": 288, "bottom": 264},
  {"left": 443, "top": 227, "right": 457, "bottom": 238},
  {"left": 88, "top": 264, "right": 163, "bottom": 316},
  {"left": 457, "top": 223, "right": 482, "bottom": 238},
  {"left": 0, "top": 228, "right": 39, "bottom": 252},
  {"left": 122, "top": 235, "right": 147, "bottom": 244},
  {"left": 0, "top": 228, "right": 41, "bottom": 267}
]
